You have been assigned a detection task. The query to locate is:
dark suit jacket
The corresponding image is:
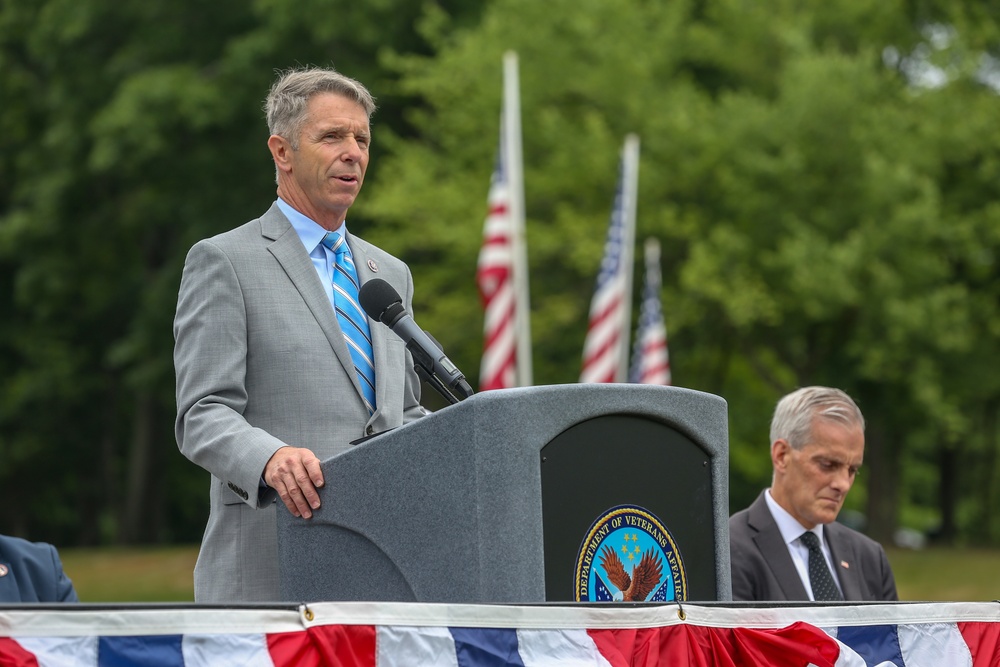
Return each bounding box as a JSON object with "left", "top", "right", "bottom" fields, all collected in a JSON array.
[
  {"left": 729, "top": 491, "right": 898, "bottom": 602},
  {"left": 0, "top": 535, "right": 78, "bottom": 603}
]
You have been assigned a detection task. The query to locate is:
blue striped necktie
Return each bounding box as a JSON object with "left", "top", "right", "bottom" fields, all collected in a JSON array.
[{"left": 321, "top": 232, "right": 376, "bottom": 414}]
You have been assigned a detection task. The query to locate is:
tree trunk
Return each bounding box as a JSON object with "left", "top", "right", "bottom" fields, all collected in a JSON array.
[
  {"left": 975, "top": 396, "right": 1000, "bottom": 544},
  {"left": 935, "top": 440, "right": 958, "bottom": 544},
  {"left": 120, "top": 390, "right": 153, "bottom": 544},
  {"left": 864, "top": 417, "right": 899, "bottom": 545}
]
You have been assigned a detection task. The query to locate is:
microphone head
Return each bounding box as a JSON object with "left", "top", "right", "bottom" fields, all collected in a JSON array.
[{"left": 358, "top": 278, "right": 403, "bottom": 322}]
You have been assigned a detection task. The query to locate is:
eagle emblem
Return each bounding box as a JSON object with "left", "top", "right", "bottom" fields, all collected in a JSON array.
[
  {"left": 599, "top": 544, "right": 664, "bottom": 602},
  {"left": 574, "top": 504, "right": 687, "bottom": 602}
]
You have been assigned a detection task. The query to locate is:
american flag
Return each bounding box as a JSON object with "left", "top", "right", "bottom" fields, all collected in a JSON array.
[
  {"left": 477, "top": 52, "right": 531, "bottom": 390},
  {"left": 629, "top": 238, "right": 671, "bottom": 385},
  {"left": 476, "top": 141, "right": 517, "bottom": 391},
  {"left": 580, "top": 138, "right": 638, "bottom": 383}
]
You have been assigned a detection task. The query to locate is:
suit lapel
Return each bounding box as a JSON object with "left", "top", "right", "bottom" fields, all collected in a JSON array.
[
  {"left": 747, "top": 493, "right": 810, "bottom": 600},
  {"left": 260, "top": 205, "right": 362, "bottom": 401},
  {"left": 0, "top": 562, "right": 24, "bottom": 603},
  {"left": 825, "top": 522, "right": 861, "bottom": 600}
]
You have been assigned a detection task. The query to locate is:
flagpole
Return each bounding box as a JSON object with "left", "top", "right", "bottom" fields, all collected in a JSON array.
[
  {"left": 616, "top": 133, "right": 640, "bottom": 382},
  {"left": 503, "top": 50, "right": 533, "bottom": 386}
]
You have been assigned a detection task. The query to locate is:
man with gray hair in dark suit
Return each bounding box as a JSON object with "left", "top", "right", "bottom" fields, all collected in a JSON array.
[{"left": 729, "top": 386, "right": 898, "bottom": 602}]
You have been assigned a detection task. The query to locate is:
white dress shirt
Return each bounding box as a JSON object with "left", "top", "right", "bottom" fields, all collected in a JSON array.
[{"left": 764, "top": 488, "right": 844, "bottom": 600}]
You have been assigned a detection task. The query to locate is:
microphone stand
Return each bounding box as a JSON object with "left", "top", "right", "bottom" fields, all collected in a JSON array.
[
  {"left": 406, "top": 341, "right": 463, "bottom": 405},
  {"left": 413, "top": 365, "right": 460, "bottom": 405}
]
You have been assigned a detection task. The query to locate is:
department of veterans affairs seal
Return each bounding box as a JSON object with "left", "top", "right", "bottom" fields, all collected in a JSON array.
[{"left": 574, "top": 504, "right": 687, "bottom": 602}]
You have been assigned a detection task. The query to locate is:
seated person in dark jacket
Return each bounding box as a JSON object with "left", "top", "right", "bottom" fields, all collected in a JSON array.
[
  {"left": 729, "top": 386, "right": 897, "bottom": 602},
  {"left": 0, "top": 534, "right": 79, "bottom": 603}
]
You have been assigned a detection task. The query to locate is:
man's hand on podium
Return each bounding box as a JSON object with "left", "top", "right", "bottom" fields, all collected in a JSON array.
[{"left": 264, "top": 446, "right": 325, "bottom": 519}]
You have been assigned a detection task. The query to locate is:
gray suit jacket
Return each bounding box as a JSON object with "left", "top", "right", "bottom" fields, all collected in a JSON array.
[
  {"left": 729, "top": 491, "right": 898, "bottom": 602},
  {"left": 174, "top": 203, "right": 426, "bottom": 602}
]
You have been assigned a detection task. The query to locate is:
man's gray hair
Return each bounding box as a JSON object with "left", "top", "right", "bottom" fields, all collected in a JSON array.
[
  {"left": 770, "top": 386, "right": 865, "bottom": 450},
  {"left": 264, "top": 66, "right": 377, "bottom": 150}
]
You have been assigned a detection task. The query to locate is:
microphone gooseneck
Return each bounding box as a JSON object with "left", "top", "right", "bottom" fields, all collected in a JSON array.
[{"left": 358, "top": 279, "right": 474, "bottom": 403}]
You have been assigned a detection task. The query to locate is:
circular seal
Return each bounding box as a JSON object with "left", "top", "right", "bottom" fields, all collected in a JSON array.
[{"left": 574, "top": 504, "right": 687, "bottom": 602}]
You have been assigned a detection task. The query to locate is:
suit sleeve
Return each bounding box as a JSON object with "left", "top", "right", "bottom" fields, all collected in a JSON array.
[
  {"left": 173, "top": 239, "right": 288, "bottom": 507},
  {"left": 877, "top": 544, "right": 899, "bottom": 601},
  {"left": 730, "top": 560, "right": 758, "bottom": 602},
  {"left": 47, "top": 544, "right": 79, "bottom": 603},
  {"left": 728, "top": 517, "right": 758, "bottom": 601}
]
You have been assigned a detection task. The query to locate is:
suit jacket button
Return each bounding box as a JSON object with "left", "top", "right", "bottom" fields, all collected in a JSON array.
[
  {"left": 366, "top": 425, "right": 374, "bottom": 435},
  {"left": 228, "top": 481, "right": 248, "bottom": 500}
]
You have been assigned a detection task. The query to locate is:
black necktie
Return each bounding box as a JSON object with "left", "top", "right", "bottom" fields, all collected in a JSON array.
[{"left": 800, "top": 531, "right": 843, "bottom": 601}]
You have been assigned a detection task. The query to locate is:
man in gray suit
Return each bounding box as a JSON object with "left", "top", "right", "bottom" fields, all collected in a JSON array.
[
  {"left": 729, "top": 386, "right": 898, "bottom": 602},
  {"left": 174, "top": 66, "right": 427, "bottom": 602}
]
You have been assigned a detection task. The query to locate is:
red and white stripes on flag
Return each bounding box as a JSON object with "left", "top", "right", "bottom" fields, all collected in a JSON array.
[
  {"left": 629, "top": 238, "right": 671, "bottom": 385},
  {"left": 477, "top": 146, "right": 517, "bottom": 390},
  {"left": 477, "top": 51, "right": 531, "bottom": 390},
  {"left": 580, "top": 135, "right": 639, "bottom": 383}
]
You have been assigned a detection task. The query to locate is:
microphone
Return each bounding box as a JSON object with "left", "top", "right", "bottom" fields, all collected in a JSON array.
[{"left": 358, "top": 278, "right": 474, "bottom": 402}]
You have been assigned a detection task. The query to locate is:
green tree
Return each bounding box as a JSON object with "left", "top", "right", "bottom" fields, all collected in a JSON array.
[
  {"left": 2, "top": 0, "right": 999, "bottom": 551},
  {"left": 362, "top": 0, "right": 1000, "bottom": 544},
  {"left": 0, "top": 0, "right": 486, "bottom": 545}
]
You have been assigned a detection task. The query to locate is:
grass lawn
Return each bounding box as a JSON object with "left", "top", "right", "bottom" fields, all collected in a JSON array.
[
  {"left": 62, "top": 545, "right": 199, "bottom": 603},
  {"left": 60, "top": 545, "right": 1000, "bottom": 603},
  {"left": 888, "top": 547, "right": 1000, "bottom": 602}
]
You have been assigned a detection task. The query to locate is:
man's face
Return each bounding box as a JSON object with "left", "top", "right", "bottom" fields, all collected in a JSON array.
[
  {"left": 770, "top": 418, "right": 865, "bottom": 529},
  {"left": 275, "top": 92, "right": 370, "bottom": 227}
]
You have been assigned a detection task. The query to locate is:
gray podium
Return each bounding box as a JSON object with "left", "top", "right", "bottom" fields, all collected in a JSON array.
[{"left": 276, "top": 383, "right": 731, "bottom": 603}]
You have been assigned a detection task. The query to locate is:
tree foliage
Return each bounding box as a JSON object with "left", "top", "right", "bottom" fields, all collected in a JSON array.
[
  {"left": 0, "top": 0, "right": 485, "bottom": 544},
  {"left": 361, "top": 0, "right": 1000, "bottom": 544},
  {"left": 1, "top": 0, "right": 999, "bottom": 549}
]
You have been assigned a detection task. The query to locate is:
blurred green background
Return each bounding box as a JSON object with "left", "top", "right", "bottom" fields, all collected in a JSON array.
[{"left": 3, "top": 0, "right": 1000, "bottom": 599}]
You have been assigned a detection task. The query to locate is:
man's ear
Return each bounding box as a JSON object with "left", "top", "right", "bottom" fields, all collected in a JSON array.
[
  {"left": 267, "top": 135, "right": 293, "bottom": 174},
  {"left": 771, "top": 439, "right": 791, "bottom": 473}
]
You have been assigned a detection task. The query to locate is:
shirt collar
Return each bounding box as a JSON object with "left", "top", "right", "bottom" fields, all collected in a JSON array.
[
  {"left": 276, "top": 197, "right": 346, "bottom": 253},
  {"left": 764, "top": 488, "right": 825, "bottom": 547}
]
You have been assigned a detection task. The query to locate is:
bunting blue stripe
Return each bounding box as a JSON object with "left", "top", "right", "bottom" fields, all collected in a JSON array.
[
  {"left": 450, "top": 627, "right": 525, "bottom": 667},
  {"left": 838, "top": 624, "right": 904, "bottom": 666},
  {"left": 98, "top": 635, "right": 184, "bottom": 667}
]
